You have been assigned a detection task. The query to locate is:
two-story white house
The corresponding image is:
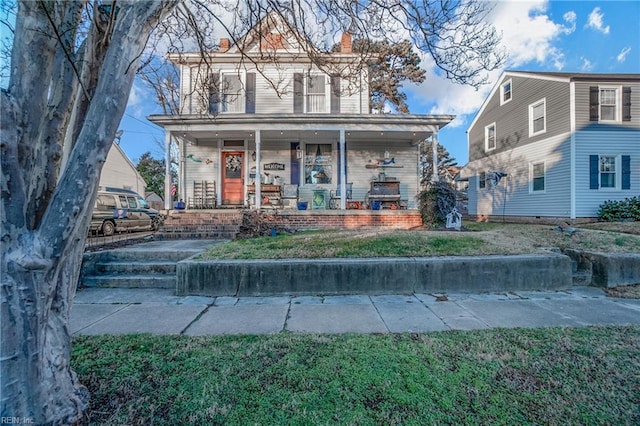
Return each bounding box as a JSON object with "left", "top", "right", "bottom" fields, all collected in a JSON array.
[
  {"left": 465, "top": 71, "right": 639, "bottom": 221},
  {"left": 149, "top": 13, "right": 454, "bottom": 212}
]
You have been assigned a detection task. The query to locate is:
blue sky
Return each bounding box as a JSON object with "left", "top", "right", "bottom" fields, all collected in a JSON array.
[{"left": 119, "top": 0, "right": 640, "bottom": 166}]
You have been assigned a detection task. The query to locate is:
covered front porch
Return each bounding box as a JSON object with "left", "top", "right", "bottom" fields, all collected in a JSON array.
[{"left": 148, "top": 114, "right": 454, "bottom": 212}]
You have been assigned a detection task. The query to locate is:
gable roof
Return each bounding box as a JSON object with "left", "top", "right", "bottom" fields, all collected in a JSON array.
[{"left": 467, "top": 70, "right": 640, "bottom": 132}]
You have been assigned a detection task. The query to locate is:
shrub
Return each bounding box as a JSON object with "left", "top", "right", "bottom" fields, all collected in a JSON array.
[
  {"left": 417, "top": 181, "right": 457, "bottom": 227},
  {"left": 597, "top": 197, "right": 640, "bottom": 222}
]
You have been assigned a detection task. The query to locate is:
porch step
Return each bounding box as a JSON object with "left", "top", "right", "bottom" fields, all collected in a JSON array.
[{"left": 82, "top": 273, "right": 176, "bottom": 289}]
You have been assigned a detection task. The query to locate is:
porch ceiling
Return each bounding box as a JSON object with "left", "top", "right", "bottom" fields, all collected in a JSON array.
[{"left": 148, "top": 113, "right": 455, "bottom": 145}]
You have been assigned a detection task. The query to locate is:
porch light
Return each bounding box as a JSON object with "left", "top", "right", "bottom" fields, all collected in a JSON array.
[
  {"left": 384, "top": 150, "right": 390, "bottom": 160},
  {"left": 251, "top": 151, "right": 256, "bottom": 161},
  {"left": 296, "top": 144, "right": 303, "bottom": 159}
]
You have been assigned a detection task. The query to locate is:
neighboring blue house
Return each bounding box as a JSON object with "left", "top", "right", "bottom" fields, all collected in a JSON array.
[{"left": 465, "top": 71, "right": 639, "bottom": 221}]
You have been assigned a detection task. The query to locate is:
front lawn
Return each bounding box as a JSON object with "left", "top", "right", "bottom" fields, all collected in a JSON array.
[
  {"left": 199, "top": 223, "right": 640, "bottom": 259},
  {"left": 72, "top": 326, "right": 640, "bottom": 424}
]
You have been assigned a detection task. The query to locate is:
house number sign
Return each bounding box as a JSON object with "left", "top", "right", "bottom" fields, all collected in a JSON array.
[{"left": 264, "top": 163, "right": 285, "bottom": 171}]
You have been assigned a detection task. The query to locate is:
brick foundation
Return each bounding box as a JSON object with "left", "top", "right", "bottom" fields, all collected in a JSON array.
[{"left": 160, "top": 209, "right": 423, "bottom": 237}]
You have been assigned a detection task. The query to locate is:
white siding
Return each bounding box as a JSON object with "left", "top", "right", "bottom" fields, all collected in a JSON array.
[
  {"left": 183, "top": 62, "right": 366, "bottom": 115},
  {"left": 99, "top": 143, "right": 146, "bottom": 195},
  {"left": 184, "top": 143, "right": 220, "bottom": 204},
  {"left": 466, "top": 132, "right": 572, "bottom": 217},
  {"left": 574, "top": 130, "right": 640, "bottom": 217}
]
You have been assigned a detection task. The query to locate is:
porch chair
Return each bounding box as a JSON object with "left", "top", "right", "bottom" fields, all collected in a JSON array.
[{"left": 329, "top": 182, "right": 352, "bottom": 209}]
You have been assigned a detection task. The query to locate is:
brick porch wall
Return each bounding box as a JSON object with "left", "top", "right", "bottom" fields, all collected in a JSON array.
[{"left": 263, "top": 210, "right": 423, "bottom": 231}]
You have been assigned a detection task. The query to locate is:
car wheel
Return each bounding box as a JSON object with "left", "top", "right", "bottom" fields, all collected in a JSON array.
[{"left": 101, "top": 220, "right": 115, "bottom": 236}]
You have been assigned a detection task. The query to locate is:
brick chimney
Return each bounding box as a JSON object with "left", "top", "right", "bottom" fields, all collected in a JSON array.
[
  {"left": 340, "top": 32, "right": 352, "bottom": 53},
  {"left": 219, "top": 38, "right": 230, "bottom": 52}
]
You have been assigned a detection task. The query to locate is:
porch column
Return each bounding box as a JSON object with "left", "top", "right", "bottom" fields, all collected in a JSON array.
[
  {"left": 180, "top": 137, "right": 187, "bottom": 203},
  {"left": 164, "top": 131, "right": 172, "bottom": 210},
  {"left": 339, "top": 129, "right": 347, "bottom": 209},
  {"left": 255, "top": 130, "right": 261, "bottom": 209},
  {"left": 432, "top": 132, "right": 439, "bottom": 183}
]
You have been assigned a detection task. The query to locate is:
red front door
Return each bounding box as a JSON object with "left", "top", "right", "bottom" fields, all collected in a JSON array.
[{"left": 222, "top": 152, "right": 244, "bottom": 205}]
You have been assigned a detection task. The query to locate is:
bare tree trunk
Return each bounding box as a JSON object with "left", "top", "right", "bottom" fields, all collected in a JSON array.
[{"left": 1, "top": 2, "right": 178, "bottom": 423}]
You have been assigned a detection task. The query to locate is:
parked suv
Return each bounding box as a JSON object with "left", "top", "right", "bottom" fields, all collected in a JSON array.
[{"left": 90, "top": 187, "right": 159, "bottom": 236}]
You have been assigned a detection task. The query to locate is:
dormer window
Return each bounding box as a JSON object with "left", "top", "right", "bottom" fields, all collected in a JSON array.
[{"left": 500, "top": 79, "right": 512, "bottom": 105}]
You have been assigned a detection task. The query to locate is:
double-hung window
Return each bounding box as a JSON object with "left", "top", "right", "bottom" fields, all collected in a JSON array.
[
  {"left": 530, "top": 161, "right": 545, "bottom": 192},
  {"left": 590, "top": 154, "right": 632, "bottom": 190},
  {"left": 485, "top": 123, "right": 496, "bottom": 151},
  {"left": 590, "top": 86, "right": 630, "bottom": 122},
  {"left": 500, "top": 79, "right": 512, "bottom": 105},
  {"left": 307, "top": 75, "right": 327, "bottom": 113},
  {"left": 221, "top": 73, "right": 244, "bottom": 113},
  {"left": 599, "top": 155, "right": 617, "bottom": 188},
  {"left": 599, "top": 88, "right": 618, "bottom": 121},
  {"left": 529, "top": 99, "right": 546, "bottom": 136}
]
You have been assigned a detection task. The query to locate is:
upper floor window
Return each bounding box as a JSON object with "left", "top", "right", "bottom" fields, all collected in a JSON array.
[
  {"left": 294, "top": 73, "right": 333, "bottom": 113},
  {"left": 530, "top": 161, "right": 545, "bottom": 192},
  {"left": 307, "top": 75, "right": 327, "bottom": 113},
  {"left": 485, "top": 123, "right": 496, "bottom": 151},
  {"left": 221, "top": 74, "right": 243, "bottom": 113},
  {"left": 500, "top": 79, "right": 512, "bottom": 105},
  {"left": 590, "top": 86, "right": 631, "bottom": 123},
  {"left": 529, "top": 98, "right": 546, "bottom": 136},
  {"left": 208, "top": 72, "right": 256, "bottom": 114},
  {"left": 599, "top": 88, "right": 618, "bottom": 121}
]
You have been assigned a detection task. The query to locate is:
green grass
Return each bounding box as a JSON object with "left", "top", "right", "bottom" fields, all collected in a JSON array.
[
  {"left": 200, "top": 231, "right": 488, "bottom": 260},
  {"left": 72, "top": 326, "right": 640, "bottom": 425},
  {"left": 199, "top": 224, "right": 640, "bottom": 260}
]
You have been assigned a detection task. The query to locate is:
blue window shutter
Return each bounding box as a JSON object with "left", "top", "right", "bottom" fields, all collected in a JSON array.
[
  {"left": 622, "top": 155, "right": 631, "bottom": 190},
  {"left": 290, "top": 142, "right": 299, "bottom": 185},
  {"left": 245, "top": 73, "right": 256, "bottom": 113},
  {"left": 589, "top": 155, "right": 599, "bottom": 189},
  {"left": 589, "top": 86, "right": 599, "bottom": 122}
]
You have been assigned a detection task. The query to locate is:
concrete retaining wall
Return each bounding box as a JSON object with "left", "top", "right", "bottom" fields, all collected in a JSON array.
[
  {"left": 564, "top": 250, "right": 640, "bottom": 288},
  {"left": 176, "top": 254, "right": 572, "bottom": 296}
]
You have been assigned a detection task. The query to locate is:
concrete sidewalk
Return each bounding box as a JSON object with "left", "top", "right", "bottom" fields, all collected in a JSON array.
[{"left": 71, "top": 286, "right": 640, "bottom": 336}]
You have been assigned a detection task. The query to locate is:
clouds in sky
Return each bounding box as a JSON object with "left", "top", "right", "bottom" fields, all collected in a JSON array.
[
  {"left": 586, "top": 7, "right": 610, "bottom": 34},
  {"left": 408, "top": 1, "right": 576, "bottom": 124},
  {"left": 616, "top": 47, "right": 631, "bottom": 63}
]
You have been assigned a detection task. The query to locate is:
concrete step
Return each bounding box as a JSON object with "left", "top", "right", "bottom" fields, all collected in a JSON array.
[
  {"left": 96, "top": 261, "right": 177, "bottom": 274},
  {"left": 572, "top": 270, "right": 593, "bottom": 286},
  {"left": 82, "top": 274, "right": 176, "bottom": 289},
  {"left": 101, "top": 250, "right": 199, "bottom": 262}
]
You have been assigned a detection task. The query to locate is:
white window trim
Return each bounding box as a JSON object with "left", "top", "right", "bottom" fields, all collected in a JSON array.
[
  {"left": 598, "top": 85, "right": 622, "bottom": 123},
  {"left": 598, "top": 154, "right": 621, "bottom": 190},
  {"left": 484, "top": 123, "right": 496, "bottom": 152},
  {"left": 304, "top": 74, "right": 330, "bottom": 113},
  {"left": 528, "top": 98, "right": 547, "bottom": 137},
  {"left": 220, "top": 70, "right": 246, "bottom": 114},
  {"left": 500, "top": 79, "right": 512, "bottom": 105},
  {"left": 529, "top": 161, "right": 546, "bottom": 193},
  {"left": 478, "top": 171, "right": 487, "bottom": 190}
]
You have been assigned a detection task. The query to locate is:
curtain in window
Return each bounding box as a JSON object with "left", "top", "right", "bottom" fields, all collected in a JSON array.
[{"left": 304, "top": 144, "right": 332, "bottom": 184}]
